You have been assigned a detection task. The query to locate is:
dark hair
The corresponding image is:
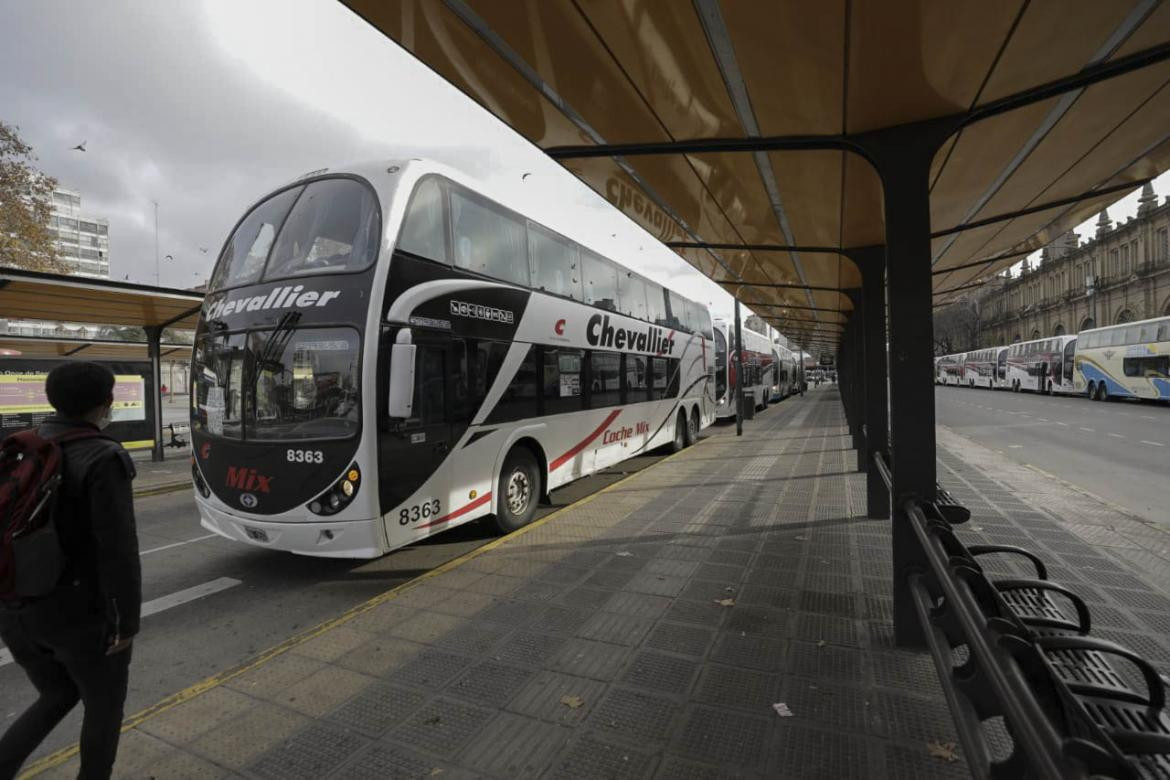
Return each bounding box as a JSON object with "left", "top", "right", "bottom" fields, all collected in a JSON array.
[{"left": 45, "top": 362, "right": 116, "bottom": 417}]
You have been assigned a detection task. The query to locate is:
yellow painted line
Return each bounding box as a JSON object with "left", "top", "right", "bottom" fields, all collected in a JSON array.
[{"left": 20, "top": 436, "right": 708, "bottom": 778}]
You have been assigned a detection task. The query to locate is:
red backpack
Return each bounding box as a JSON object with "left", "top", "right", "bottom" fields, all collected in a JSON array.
[{"left": 0, "top": 428, "right": 110, "bottom": 600}]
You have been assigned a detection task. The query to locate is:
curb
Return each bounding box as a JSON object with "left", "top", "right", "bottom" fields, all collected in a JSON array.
[{"left": 133, "top": 480, "right": 192, "bottom": 499}]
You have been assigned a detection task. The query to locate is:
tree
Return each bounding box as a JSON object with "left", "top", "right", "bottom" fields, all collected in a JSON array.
[
  {"left": 0, "top": 120, "right": 66, "bottom": 273},
  {"left": 933, "top": 299, "right": 981, "bottom": 354}
]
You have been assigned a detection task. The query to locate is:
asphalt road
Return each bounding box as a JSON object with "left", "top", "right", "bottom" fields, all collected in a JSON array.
[
  {"left": 935, "top": 385, "right": 1170, "bottom": 524},
  {"left": 0, "top": 441, "right": 683, "bottom": 761}
]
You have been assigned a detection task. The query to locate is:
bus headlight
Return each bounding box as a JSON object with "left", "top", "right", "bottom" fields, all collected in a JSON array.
[{"left": 308, "top": 463, "right": 361, "bottom": 516}]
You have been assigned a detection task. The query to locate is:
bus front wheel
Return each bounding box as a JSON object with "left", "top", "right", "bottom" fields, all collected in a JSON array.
[
  {"left": 685, "top": 407, "right": 699, "bottom": 447},
  {"left": 1086, "top": 381, "right": 1096, "bottom": 400},
  {"left": 492, "top": 447, "right": 540, "bottom": 534}
]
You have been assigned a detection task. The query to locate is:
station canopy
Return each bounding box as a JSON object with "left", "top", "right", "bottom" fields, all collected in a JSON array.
[{"left": 344, "top": 0, "right": 1170, "bottom": 351}]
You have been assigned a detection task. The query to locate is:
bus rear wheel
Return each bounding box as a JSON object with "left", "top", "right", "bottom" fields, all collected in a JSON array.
[
  {"left": 670, "top": 410, "right": 687, "bottom": 453},
  {"left": 492, "top": 447, "right": 540, "bottom": 534},
  {"left": 685, "top": 407, "right": 699, "bottom": 447}
]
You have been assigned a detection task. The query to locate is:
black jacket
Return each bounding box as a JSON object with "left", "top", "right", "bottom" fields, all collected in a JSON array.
[{"left": 38, "top": 418, "right": 142, "bottom": 639}]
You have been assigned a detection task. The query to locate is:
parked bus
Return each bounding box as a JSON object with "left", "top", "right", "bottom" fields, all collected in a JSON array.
[
  {"left": 770, "top": 342, "right": 800, "bottom": 401},
  {"left": 1075, "top": 316, "right": 1170, "bottom": 402},
  {"left": 713, "top": 319, "right": 773, "bottom": 418},
  {"left": 936, "top": 353, "right": 966, "bottom": 385},
  {"left": 962, "top": 347, "right": 1008, "bottom": 389},
  {"left": 190, "top": 160, "right": 715, "bottom": 558},
  {"left": 1005, "top": 335, "right": 1077, "bottom": 394}
]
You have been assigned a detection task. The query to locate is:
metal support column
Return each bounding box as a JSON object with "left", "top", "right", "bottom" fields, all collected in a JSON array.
[
  {"left": 855, "top": 247, "right": 890, "bottom": 519},
  {"left": 859, "top": 118, "right": 957, "bottom": 647},
  {"left": 734, "top": 297, "right": 745, "bottom": 436},
  {"left": 146, "top": 325, "right": 165, "bottom": 463}
]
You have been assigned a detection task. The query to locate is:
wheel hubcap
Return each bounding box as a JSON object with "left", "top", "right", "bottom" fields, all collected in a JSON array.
[{"left": 506, "top": 470, "right": 531, "bottom": 515}]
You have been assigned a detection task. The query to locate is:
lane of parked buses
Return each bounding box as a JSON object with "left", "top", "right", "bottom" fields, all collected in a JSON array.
[{"left": 936, "top": 314, "right": 1170, "bottom": 403}]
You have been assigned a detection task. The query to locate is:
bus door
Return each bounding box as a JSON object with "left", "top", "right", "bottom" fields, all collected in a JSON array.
[
  {"left": 380, "top": 329, "right": 455, "bottom": 536},
  {"left": 997, "top": 350, "right": 1007, "bottom": 387},
  {"left": 1062, "top": 339, "right": 1076, "bottom": 389}
]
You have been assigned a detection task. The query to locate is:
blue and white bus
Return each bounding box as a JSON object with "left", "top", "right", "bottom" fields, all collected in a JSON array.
[{"left": 1074, "top": 316, "right": 1170, "bottom": 402}]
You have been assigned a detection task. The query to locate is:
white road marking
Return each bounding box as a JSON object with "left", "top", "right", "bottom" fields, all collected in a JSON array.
[
  {"left": 1141, "top": 415, "right": 1156, "bottom": 421},
  {"left": 1008, "top": 444, "right": 1024, "bottom": 449},
  {"left": 1106, "top": 433, "right": 1124, "bottom": 439},
  {"left": 141, "top": 577, "right": 241, "bottom": 619},
  {"left": 1056, "top": 422, "right": 1069, "bottom": 427},
  {"left": 1036, "top": 418, "right": 1048, "bottom": 422},
  {"left": 140, "top": 534, "right": 218, "bottom": 556},
  {"left": 0, "top": 577, "right": 242, "bottom": 668},
  {"left": 1079, "top": 427, "right": 1094, "bottom": 432},
  {"left": 1140, "top": 440, "right": 1165, "bottom": 447}
]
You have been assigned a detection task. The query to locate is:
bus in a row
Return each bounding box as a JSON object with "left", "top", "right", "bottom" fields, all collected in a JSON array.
[
  {"left": 935, "top": 316, "right": 1169, "bottom": 401},
  {"left": 770, "top": 341, "right": 801, "bottom": 401},
  {"left": 190, "top": 159, "right": 717, "bottom": 559},
  {"left": 712, "top": 319, "right": 775, "bottom": 419}
]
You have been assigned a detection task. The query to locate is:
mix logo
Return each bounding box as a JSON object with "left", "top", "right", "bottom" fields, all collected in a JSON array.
[{"left": 226, "top": 466, "right": 273, "bottom": 493}]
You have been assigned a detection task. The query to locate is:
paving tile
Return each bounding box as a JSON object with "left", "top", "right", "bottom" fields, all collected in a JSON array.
[
  {"left": 709, "top": 633, "right": 786, "bottom": 671},
  {"left": 871, "top": 690, "right": 959, "bottom": 742},
  {"left": 249, "top": 722, "right": 367, "bottom": 780},
  {"left": 768, "top": 723, "right": 873, "bottom": 778},
  {"left": 645, "top": 622, "right": 716, "bottom": 658},
  {"left": 388, "top": 697, "right": 495, "bottom": 757},
  {"left": 548, "top": 734, "right": 658, "bottom": 779},
  {"left": 326, "top": 682, "right": 427, "bottom": 737},
  {"left": 548, "top": 638, "right": 631, "bottom": 681},
  {"left": 674, "top": 705, "right": 768, "bottom": 769},
  {"left": 576, "top": 611, "right": 655, "bottom": 646},
  {"left": 787, "top": 640, "right": 864, "bottom": 683},
  {"left": 385, "top": 611, "right": 468, "bottom": 644},
  {"left": 883, "top": 741, "right": 970, "bottom": 779},
  {"left": 389, "top": 648, "right": 475, "bottom": 690},
  {"left": 140, "top": 685, "right": 255, "bottom": 745},
  {"left": 508, "top": 670, "right": 608, "bottom": 725},
  {"left": 457, "top": 712, "right": 568, "bottom": 778},
  {"left": 604, "top": 591, "right": 674, "bottom": 619},
  {"left": 779, "top": 676, "right": 871, "bottom": 732},
  {"left": 272, "top": 665, "right": 379, "bottom": 718},
  {"left": 557, "top": 586, "right": 617, "bottom": 610},
  {"left": 789, "top": 611, "right": 861, "bottom": 646},
  {"left": 433, "top": 622, "right": 511, "bottom": 656},
  {"left": 530, "top": 603, "right": 596, "bottom": 634},
  {"left": 625, "top": 572, "right": 688, "bottom": 597},
  {"left": 664, "top": 598, "right": 729, "bottom": 628},
  {"left": 693, "top": 664, "right": 779, "bottom": 712},
  {"left": 446, "top": 659, "right": 534, "bottom": 707},
  {"left": 190, "top": 701, "right": 309, "bottom": 770},
  {"left": 798, "top": 590, "right": 859, "bottom": 617},
  {"left": 337, "top": 743, "right": 451, "bottom": 779},
  {"left": 725, "top": 604, "right": 789, "bottom": 637},
  {"left": 492, "top": 629, "right": 567, "bottom": 667},
  {"left": 291, "top": 626, "right": 378, "bottom": 663},
  {"left": 588, "top": 686, "right": 682, "bottom": 744},
  {"left": 621, "top": 651, "right": 700, "bottom": 694},
  {"left": 335, "top": 636, "right": 424, "bottom": 677}
]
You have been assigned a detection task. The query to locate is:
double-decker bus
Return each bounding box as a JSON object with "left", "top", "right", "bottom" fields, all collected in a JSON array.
[
  {"left": 962, "top": 347, "right": 1008, "bottom": 389},
  {"left": 936, "top": 353, "right": 966, "bottom": 385},
  {"left": 770, "top": 342, "right": 800, "bottom": 401},
  {"left": 1074, "top": 316, "right": 1170, "bottom": 401},
  {"left": 712, "top": 319, "right": 774, "bottom": 418},
  {"left": 1004, "top": 335, "right": 1077, "bottom": 394},
  {"left": 190, "top": 160, "right": 715, "bottom": 558}
]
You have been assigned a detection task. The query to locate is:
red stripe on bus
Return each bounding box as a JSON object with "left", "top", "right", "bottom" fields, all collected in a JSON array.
[
  {"left": 416, "top": 491, "right": 493, "bottom": 530},
  {"left": 549, "top": 409, "right": 621, "bottom": 471}
]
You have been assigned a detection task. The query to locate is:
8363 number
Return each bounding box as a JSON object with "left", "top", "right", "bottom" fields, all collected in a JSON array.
[{"left": 399, "top": 499, "right": 441, "bottom": 525}]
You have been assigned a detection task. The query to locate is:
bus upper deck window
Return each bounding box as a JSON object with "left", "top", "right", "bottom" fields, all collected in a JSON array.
[
  {"left": 265, "top": 179, "right": 380, "bottom": 281},
  {"left": 582, "top": 251, "right": 618, "bottom": 312},
  {"left": 528, "top": 225, "right": 581, "bottom": 301},
  {"left": 451, "top": 190, "right": 529, "bottom": 287},
  {"left": 209, "top": 186, "right": 303, "bottom": 290},
  {"left": 398, "top": 178, "right": 447, "bottom": 262}
]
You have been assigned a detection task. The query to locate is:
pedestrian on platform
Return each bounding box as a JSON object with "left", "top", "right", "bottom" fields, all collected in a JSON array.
[{"left": 0, "top": 362, "right": 141, "bottom": 780}]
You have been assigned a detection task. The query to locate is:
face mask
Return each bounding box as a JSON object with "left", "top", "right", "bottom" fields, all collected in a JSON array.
[{"left": 97, "top": 404, "right": 113, "bottom": 430}]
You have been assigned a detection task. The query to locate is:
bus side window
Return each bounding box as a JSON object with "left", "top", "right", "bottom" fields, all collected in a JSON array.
[
  {"left": 544, "top": 347, "right": 583, "bottom": 415},
  {"left": 412, "top": 346, "right": 446, "bottom": 425},
  {"left": 582, "top": 251, "right": 619, "bottom": 312},
  {"left": 645, "top": 281, "right": 669, "bottom": 327},
  {"left": 650, "top": 357, "right": 668, "bottom": 399},
  {"left": 666, "top": 358, "right": 681, "bottom": 398},
  {"left": 490, "top": 344, "right": 539, "bottom": 423},
  {"left": 625, "top": 355, "right": 649, "bottom": 404},
  {"left": 450, "top": 190, "right": 529, "bottom": 287},
  {"left": 589, "top": 351, "right": 622, "bottom": 408}
]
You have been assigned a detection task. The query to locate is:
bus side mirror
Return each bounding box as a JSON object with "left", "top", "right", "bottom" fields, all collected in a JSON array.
[{"left": 388, "top": 333, "right": 416, "bottom": 419}]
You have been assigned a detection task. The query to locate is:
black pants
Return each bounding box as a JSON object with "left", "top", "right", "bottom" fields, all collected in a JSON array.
[{"left": 0, "top": 592, "right": 131, "bottom": 780}]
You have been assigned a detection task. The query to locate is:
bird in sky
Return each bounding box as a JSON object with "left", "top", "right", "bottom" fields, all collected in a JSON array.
[
  {"left": 521, "top": 172, "right": 532, "bottom": 180},
  {"left": 199, "top": 247, "right": 209, "bottom": 254},
  {"left": 165, "top": 254, "right": 174, "bottom": 261},
  {"left": 71, "top": 141, "right": 86, "bottom": 152}
]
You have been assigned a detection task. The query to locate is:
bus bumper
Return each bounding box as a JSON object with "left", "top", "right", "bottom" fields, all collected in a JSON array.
[{"left": 197, "top": 502, "right": 386, "bottom": 559}]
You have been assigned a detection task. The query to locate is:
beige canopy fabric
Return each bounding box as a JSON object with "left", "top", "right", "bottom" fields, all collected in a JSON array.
[
  {"left": 0, "top": 268, "right": 204, "bottom": 330},
  {"left": 343, "top": 0, "right": 1170, "bottom": 351},
  {"left": 0, "top": 335, "right": 191, "bottom": 362}
]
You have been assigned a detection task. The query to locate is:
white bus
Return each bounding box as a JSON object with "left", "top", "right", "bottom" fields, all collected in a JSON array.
[
  {"left": 962, "top": 347, "right": 1008, "bottom": 389},
  {"left": 1005, "top": 335, "right": 1078, "bottom": 394},
  {"left": 1074, "top": 316, "right": 1170, "bottom": 402},
  {"left": 936, "top": 353, "right": 966, "bottom": 385},
  {"left": 713, "top": 319, "right": 774, "bottom": 419},
  {"left": 770, "top": 342, "right": 800, "bottom": 401},
  {"left": 190, "top": 160, "right": 715, "bottom": 558}
]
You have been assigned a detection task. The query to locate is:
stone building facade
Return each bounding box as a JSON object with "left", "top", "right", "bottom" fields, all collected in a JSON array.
[{"left": 978, "top": 183, "right": 1170, "bottom": 347}]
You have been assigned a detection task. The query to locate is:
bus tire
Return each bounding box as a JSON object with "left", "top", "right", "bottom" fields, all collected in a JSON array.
[
  {"left": 1086, "top": 381, "right": 1095, "bottom": 400},
  {"left": 492, "top": 447, "right": 540, "bottom": 534},
  {"left": 670, "top": 410, "right": 687, "bottom": 453},
  {"left": 685, "top": 407, "right": 699, "bottom": 447}
]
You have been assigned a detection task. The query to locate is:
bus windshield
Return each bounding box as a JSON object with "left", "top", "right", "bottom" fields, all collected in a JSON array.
[{"left": 193, "top": 326, "right": 360, "bottom": 441}]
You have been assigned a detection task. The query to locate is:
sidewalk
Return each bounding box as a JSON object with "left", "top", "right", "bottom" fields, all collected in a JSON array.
[
  {"left": 129, "top": 453, "right": 191, "bottom": 498},
  {"left": 26, "top": 387, "right": 1170, "bottom": 778}
]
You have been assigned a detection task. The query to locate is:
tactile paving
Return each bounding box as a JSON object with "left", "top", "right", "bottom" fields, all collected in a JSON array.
[
  {"left": 549, "top": 734, "right": 658, "bottom": 779},
  {"left": 248, "top": 722, "right": 367, "bottom": 780},
  {"left": 337, "top": 743, "right": 447, "bottom": 779},
  {"left": 589, "top": 687, "right": 681, "bottom": 743},
  {"left": 709, "top": 633, "right": 786, "bottom": 671},
  {"left": 798, "top": 590, "right": 858, "bottom": 617},
  {"left": 790, "top": 612, "right": 860, "bottom": 646},
  {"left": 769, "top": 723, "right": 871, "bottom": 778},
  {"left": 883, "top": 741, "right": 969, "bottom": 779},
  {"left": 327, "top": 683, "right": 426, "bottom": 737},
  {"left": 787, "top": 640, "right": 863, "bottom": 682},
  {"left": 621, "top": 651, "right": 699, "bottom": 694},
  {"left": 389, "top": 649, "right": 474, "bottom": 690},
  {"left": 492, "top": 630, "right": 567, "bottom": 667},
  {"left": 645, "top": 622, "right": 716, "bottom": 657},
  {"left": 725, "top": 604, "right": 789, "bottom": 637},
  {"left": 693, "top": 664, "right": 779, "bottom": 711},
  {"left": 675, "top": 706, "right": 768, "bottom": 768},
  {"left": 446, "top": 659, "right": 533, "bottom": 706},
  {"left": 871, "top": 690, "right": 959, "bottom": 741},
  {"left": 389, "top": 697, "right": 495, "bottom": 757}
]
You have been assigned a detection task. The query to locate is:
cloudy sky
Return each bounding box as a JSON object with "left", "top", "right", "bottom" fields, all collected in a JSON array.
[{"left": 2, "top": 0, "right": 1166, "bottom": 328}]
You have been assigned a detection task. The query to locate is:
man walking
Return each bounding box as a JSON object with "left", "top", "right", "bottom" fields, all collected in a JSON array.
[{"left": 0, "top": 362, "right": 141, "bottom": 779}]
